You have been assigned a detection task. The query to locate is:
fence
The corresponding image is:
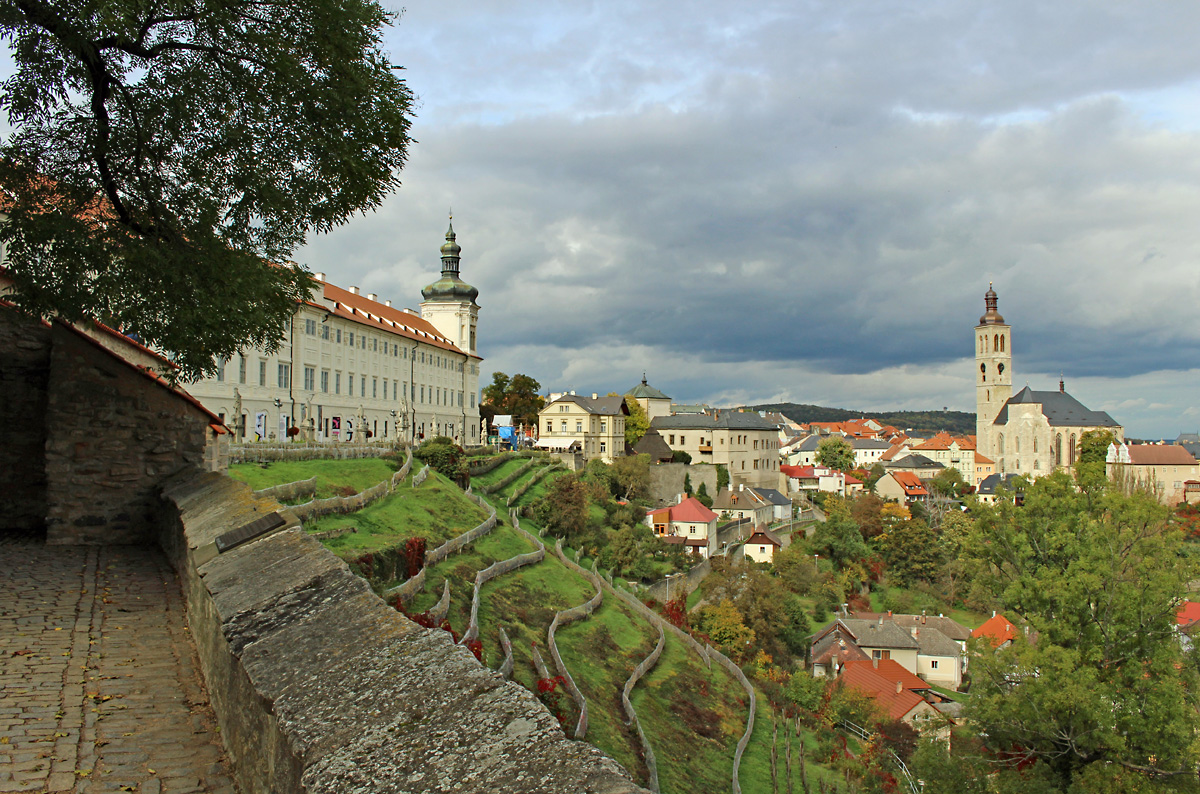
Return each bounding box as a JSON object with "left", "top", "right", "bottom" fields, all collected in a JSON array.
[
  {"left": 838, "top": 720, "right": 920, "bottom": 794},
  {"left": 412, "top": 464, "right": 430, "bottom": 488},
  {"left": 252, "top": 476, "right": 317, "bottom": 503},
  {"left": 459, "top": 540, "right": 546, "bottom": 645},
  {"left": 506, "top": 461, "right": 563, "bottom": 507},
  {"left": 428, "top": 580, "right": 452, "bottom": 624},
  {"left": 644, "top": 558, "right": 711, "bottom": 603},
  {"left": 621, "top": 624, "right": 666, "bottom": 792},
  {"left": 498, "top": 627, "right": 514, "bottom": 681},
  {"left": 546, "top": 538, "right": 604, "bottom": 740},
  {"left": 230, "top": 442, "right": 399, "bottom": 464},
  {"left": 478, "top": 458, "right": 537, "bottom": 495},
  {"left": 707, "top": 646, "right": 757, "bottom": 794},
  {"left": 290, "top": 448, "right": 413, "bottom": 522}
]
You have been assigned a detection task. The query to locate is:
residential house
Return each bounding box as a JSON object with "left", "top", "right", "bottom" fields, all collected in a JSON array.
[
  {"left": 851, "top": 612, "right": 970, "bottom": 690},
  {"left": 811, "top": 618, "right": 920, "bottom": 675},
  {"left": 884, "top": 453, "right": 945, "bottom": 480},
  {"left": 975, "top": 472, "right": 1024, "bottom": 505},
  {"left": 836, "top": 660, "right": 946, "bottom": 728},
  {"left": 650, "top": 410, "right": 782, "bottom": 488},
  {"left": 744, "top": 526, "right": 785, "bottom": 563},
  {"left": 875, "top": 471, "right": 929, "bottom": 506},
  {"left": 645, "top": 495, "right": 719, "bottom": 557},
  {"left": 536, "top": 392, "right": 628, "bottom": 462},
  {"left": 844, "top": 473, "right": 864, "bottom": 497},
  {"left": 974, "top": 453, "right": 995, "bottom": 485},
  {"left": 1107, "top": 442, "right": 1200, "bottom": 505},
  {"left": 754, "top": 488, "right": 793, "bottom": 521},
  {"left": 911, "top": 432, "right": 978, "bottom": 485},
  {"left": 781, "top": 464, "right": 847, "bottom": 497},
  {"left": 783, "top": 434, "right": 823, "bottom": 466},
  {"left": 972, "top": 613, "right": 1019, "bottom": 649},
  {"left": 850, "top": 437, "right": 892, "bottom": 468},
  {"left": 710, "top": 485, "right": 774, "bottom": 526}
]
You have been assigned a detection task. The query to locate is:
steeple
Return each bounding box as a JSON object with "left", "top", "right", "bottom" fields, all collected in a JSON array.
[
  {"left": 979, "top": 282, "right": 1005, "bottom": 325},
  {"left": 422, "top": 215, "right": 478, "bottom": 304}
]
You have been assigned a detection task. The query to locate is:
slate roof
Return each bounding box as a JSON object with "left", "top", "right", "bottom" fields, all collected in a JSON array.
[
  {"left": 993, "top": 386, "right": 1120, "bottom": 428},
  {"left": 886, "top": 454, "right": 944, "bottom": 471},
  {"left": 651, "top": 411, "right": 777, "bottom": 431},
  {"left": 850, "top": 437, "right": 892, "bottom": 450},
  {"left": 752, "top": 488, "right": 791, "bottom": 506},
  {"left": 976, "top": 473, "right": 1022, "bottom": 496},
  {"left": 632, "top": 428, "right": 674, "bottom": 461},
  {"left": 745, "top": 528, "right": 784, "bottom": 547},
  {"left": 1180, "top": 441, "right": 1200, "bottom": 459},
  {"left": 838, "top": 619, "right": 920, "bottom": 650},
  {"left": 670, "top": 403, "right": 710, "bottom": 414},
  {"left": 909, "top": 627, "right": 962, "bottom": 657},
  {"left": 547, "top": 393, "right": 629, "bottom": 416},
  {"left": 711, "top": 487, "right": 770, "bottom": 511}
]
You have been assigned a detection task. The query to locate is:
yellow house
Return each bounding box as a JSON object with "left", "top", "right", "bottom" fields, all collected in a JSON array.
[{"left": 536, "top": 392, "right": 628, "bottom": 462}]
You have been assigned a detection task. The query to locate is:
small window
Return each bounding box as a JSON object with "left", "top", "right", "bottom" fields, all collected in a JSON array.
[
  {"left": 759, "top": 546, "right": 766, "bottom": 554},
  {"left": 546, "top": 422, "right": 552, "bottom": 433},
  {"left": 349, "top": 332, "right": 355, "bottom": 346},
  {"left": 600, "top": 441, "right": 607, "bottom": 453},
  {"left": 930, "top": 660, "right": 939, "bottom": 670}
]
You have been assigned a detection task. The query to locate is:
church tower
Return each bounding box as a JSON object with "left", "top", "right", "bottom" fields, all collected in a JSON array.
[
  {"left": 420, "top": 219, "right": 479, "bottom": 356},
  {"left": 975, "top": 284, "right": 1011, "bottom": 459}
]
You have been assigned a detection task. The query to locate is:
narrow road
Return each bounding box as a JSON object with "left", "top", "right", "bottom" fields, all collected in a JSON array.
[{"left": 0, "top": 537, "right": 235, "bottom": 793}]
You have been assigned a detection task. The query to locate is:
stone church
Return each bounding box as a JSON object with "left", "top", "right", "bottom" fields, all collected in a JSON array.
[{"left": 975, "top": 286, "right": 1122, "bottom": 477}]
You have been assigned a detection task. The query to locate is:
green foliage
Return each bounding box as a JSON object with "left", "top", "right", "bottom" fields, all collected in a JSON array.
[
  {"left": 697, "top": 598, "right": 755, "bottom": 661},
  {"left": 779, "top": 595, "right": 812, "bottom": 656},
  {"left": 0, "top": 0, "right": 413, "bottom": 379},
  {"left": 876, "top": 518, "right": 943, "bottom": 587},
  {"left": 414, "top": 436, "right": 467, "bottom": 481},
  {"left": 850, "top": 492, "right": 885, "bottom": 538},
  {"left": 597, "top": 524, "right": 656, "bottom": 580},
  {"left": 682, "top": 472, "right": 692, "bottom": 494},
  {"left": 772, "top": 543, "right": 820, "bottom": 595},
  {"left": 623, "top": 396, "right": 650, "bottom": 446},
  {"left": 1073, "top": 428, "right": 1116, "bottom": 493},
  {"left": 716, "top": 464, "right": 730, "bottom": 491},
  {"left": 609, "top": 453, "right": 650, "bottom": 502},
  {"left": 672, "top": 449, "right": 692, "bottom": 464},
  {"left": 808, "top": 508, "right": 870, "bottom": 571},
  {"left": 938, "top": 471, "right": 1200, "bottom": 791},
  {"left": 531, "top": 472, "right": 590, "bottom": 541},
  {"left": 816, "top": 435, "right": 855, "bottom": 472},
  {"left": 695, "top": 481, "right": 712, "bottom": 508},
  {"left": 482, "top": 372, "right": 544, "bottom": 428},
  {"left": 785, "top": 672, "right": 827, "bottom": 713},
  {"left": 928, "top": 467, "right": 967, "bottom": 498}
]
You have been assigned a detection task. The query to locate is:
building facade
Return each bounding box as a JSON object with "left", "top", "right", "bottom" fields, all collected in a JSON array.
[
  {"left": 535, "top": 392, "right": 628, "bottom": 462},
  {"left": 188, "top": 223, "right": 482, "bottom": 445},
  {"left": 650, "top": 410, "right": 782, "bottom": 489},
  {"left": 974, "top": 286, "right": 1122, "bottom": 477}
]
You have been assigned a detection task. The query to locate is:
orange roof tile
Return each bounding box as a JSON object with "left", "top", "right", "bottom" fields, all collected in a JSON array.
[
  {"left": 668, "top": 496, "right": 718, "bottom": 523},
  {"left": 837, "top": 663, "right": 929, "bottom": 722},
  {"left": 842, "top": 659, "right": 928, "bottom": 692},
  {"left": 320, "top": 281, "right": 479, "bottom": 358},
  {"left": 1177, "top": 601, "right": 1200, "bottom": 629},
  {"left": 972, "top": 614, "right": 1018, "bottom": 648},
  {"left": 974, "top": 453, "right": 995, "bottom": 465},
  {"left": 889, "top": 471, "right": 928, "bottom": 495}
]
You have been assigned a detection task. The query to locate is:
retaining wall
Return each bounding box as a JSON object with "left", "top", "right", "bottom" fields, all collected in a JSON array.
[
  {"left": 252, "top": 476, "right": 317, "bottom": 503},
  {"left": 547, "top": 539, "right": 605, "bottom": 740},
  {"left": 507, "top": 462, "right": 563, "bottom": 507},
  {"left": 229, "top": 443, "right": 397, "bottom": 464},
  {"left": 479, "top": 458, "right": 537, "bottom": 495},
  {"left": 289, "top": 448, "right": 413, "bottom": 522},
  {"left": 708, "top": 646, "right": 757, "bottom": 794},
  {"left": 156, "top": 470, "right": 648, "bottom": 794},
  {"left": 621, "top": 625, "right": 666, "bottom": 794}
]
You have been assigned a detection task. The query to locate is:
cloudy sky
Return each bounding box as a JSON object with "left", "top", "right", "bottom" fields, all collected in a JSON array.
[{"left": 297, "top": 1, "right": 1200, "bottom": 439}]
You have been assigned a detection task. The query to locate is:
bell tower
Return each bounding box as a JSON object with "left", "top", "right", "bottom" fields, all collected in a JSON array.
[
  {"left": 975, "top": 284, "right": 1011, "bottom": 459},
  {"left": 420, "top": 217, "right": 480, "bottom": 356}
]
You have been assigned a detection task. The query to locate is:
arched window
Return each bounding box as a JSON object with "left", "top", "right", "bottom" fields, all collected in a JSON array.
[
  {"left": 1055, "top": 434, "right": 1062, "bottom": 467},
  {"left": 1000, "top": 334, "right": 1005, "bottom": 352},
  {"left": 994, "top": 333, "right": 999, "bottom": 351},
  {"left": 1033, "top": 436, "right": 1038, "bottom": 453},
  {"left": 998, "top": 434, "right": 1005, "bottom": 454},
  {"left": 1016, "top": 437, "right": 1020, "bottom": 453},
  {"left": 1034, "top": 460, "right": 1040, "bottom": 470},
  {"left": 1069, "top": 434, "right": 1077, "bottom": 464}
]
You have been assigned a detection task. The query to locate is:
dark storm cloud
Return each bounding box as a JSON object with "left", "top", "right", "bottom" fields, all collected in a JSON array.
[{"left": 299, "top": 1, "right": 1200, "bottom": 436}]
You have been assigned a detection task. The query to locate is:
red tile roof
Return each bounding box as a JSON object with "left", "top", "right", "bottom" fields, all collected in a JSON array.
[
  {"left": 321, "top": 281, "right": 479, "bottom": 358},
  {"left": 889, "top": 471, "right": 928, "bottom": 496},
  {"left": 837, "top": 663, "right": 929, "bottom": 722},
  {"left": 842, "top": 659, "right": 928, "bottom": 692},
  {"left": 974, "top": 453, "right": 995, "bottom": 465},
  {"left": 1177, "top": 601, "right": 1200, "bottom": 629},
  {"left": 972, "top": 613, "right": 1018, "bottom": 648},
  {"left": 667, "top": 496, "right": 718, "bottom": 523}
]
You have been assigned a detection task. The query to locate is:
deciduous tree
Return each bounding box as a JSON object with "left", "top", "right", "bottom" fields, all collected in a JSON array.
[
  {"left": 623, "top": 396, "right": 649, "bottom": 446},
  {"left": 0, "top": 0, "right": 414, "bottom": 378},
  {"left": 816, "top": 436, "right": 855, "bottom": 472}
]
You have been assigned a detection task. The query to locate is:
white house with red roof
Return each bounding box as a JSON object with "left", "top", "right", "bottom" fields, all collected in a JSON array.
[
  {"left": 744, "top": 525, "right": 785, "bottom": 563},
  {"left": 781, "top": 463, "right": 849, "bottom": 496},
  {"left": 972, "top": 612, "right": 1019, "bottom": 649},
  {"left": 188, "top": 222, "right": 483, "bottom": 447},
  {"left": 875, "top": 471, "right": 929, "bottom": 505},
  {"left": 646, "top": 496, "right": 719, "bottom": 557}
]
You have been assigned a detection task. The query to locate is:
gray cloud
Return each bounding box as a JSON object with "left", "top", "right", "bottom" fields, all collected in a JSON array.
[{"left": 300, "top": 1, "right": 1200, "bottom": 437}]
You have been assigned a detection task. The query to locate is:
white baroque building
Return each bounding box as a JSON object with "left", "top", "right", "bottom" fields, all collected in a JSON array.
[{"left": 188, "top": 222, "right": 482, "bottom": 445}]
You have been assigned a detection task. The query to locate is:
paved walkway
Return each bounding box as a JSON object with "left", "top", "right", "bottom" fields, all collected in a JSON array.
[{"left": 0, "top": 538, "right": 236, "bottom": 793}]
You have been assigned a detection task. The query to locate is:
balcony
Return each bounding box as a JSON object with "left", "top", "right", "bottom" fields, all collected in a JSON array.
[{"left": 698, "top": 443, "right": 713, "bottom": 454}]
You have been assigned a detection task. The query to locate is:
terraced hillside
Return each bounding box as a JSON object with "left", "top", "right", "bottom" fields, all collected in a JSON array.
[{"left": 239, "top": 452, "right": 845, "bottom": 794}]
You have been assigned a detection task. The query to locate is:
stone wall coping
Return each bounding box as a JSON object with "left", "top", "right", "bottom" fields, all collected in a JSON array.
[{"left": 160, "top": 470, "right": 649, "bottom": 794}]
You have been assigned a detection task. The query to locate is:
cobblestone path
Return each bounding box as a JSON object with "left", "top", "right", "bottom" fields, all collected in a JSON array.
[{"left": 0, "top": 540, "right": 236, "bottom": 793}]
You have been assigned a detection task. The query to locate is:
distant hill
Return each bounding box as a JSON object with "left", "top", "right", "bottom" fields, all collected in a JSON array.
[{"left": 749, "top": 402, "right": 976, "bottom": 436}]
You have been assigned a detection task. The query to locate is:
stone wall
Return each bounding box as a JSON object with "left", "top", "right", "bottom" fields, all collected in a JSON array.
[
  {"left": 157, "top": 470, "right": 649, "bottom": 794},
  {"left": 252, "top": 476, "right": 318, "bottom": 503},
  {"left": 0, "top": 308, "right": 51, "bottom": 532},
  {"left": 647, "top": 463, "right": 718, "bottom": 507},
  {"left": 229, "top": 442, "right": 397, "bottom": 464},
  {"left": 42, "top": 323, "right": 223, "bottom": 545},
  {"left": 621, "top": 625, "right": 666, "bottom": 793}
]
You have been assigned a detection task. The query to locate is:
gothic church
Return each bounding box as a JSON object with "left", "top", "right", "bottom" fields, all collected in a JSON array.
[{"left": 975, "top": 286, "right": 1122, "bottom": 477}]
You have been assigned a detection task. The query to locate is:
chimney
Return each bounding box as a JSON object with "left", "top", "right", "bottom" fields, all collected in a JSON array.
[
  {"left": 896, "top": 681, "right": 903, "bottom": 695},
  {"left": 878, "top": 616, "right": 883, "bottom": 626},
  {"left": 367, "top": 292, "right": 377, "bottom": 302},
  {"left": 349, "top": 286, "right": 359, "bottom": 295},
  {"left": 872, "top": 657, "right": 879, "bottom": 669},
  {"left": 592, "top": 393, "right": 598, "bottom": 400},
  {"left": 739, "top": 483, "right": 744, "bottom": 492},
  {"left": 992, "top": 610, "right": 997, "bottom": 618},
  {"left": 313, "top": 272, "right": 325, "bottom": 282},
  {"left": 887, "top": 610, "right": 892, "bottom": 618},
  {"left": 384, "top": 300, "right": 392, "bottom": 307}
]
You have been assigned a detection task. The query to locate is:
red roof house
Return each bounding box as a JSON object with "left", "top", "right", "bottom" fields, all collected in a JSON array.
[{"left": 972, "top": 613, "right": 1019, "bottom": 649}]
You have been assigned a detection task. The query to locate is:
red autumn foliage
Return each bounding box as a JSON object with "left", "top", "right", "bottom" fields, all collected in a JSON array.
[
  {"left": 403, "top": 536, "right": 427, "bottom": 579},
  {"left": 662, "top": 596, "right": 689, "bottom": 630},
  {"left": 535, "top": 675, "right": 571, "bottom": 726}
]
